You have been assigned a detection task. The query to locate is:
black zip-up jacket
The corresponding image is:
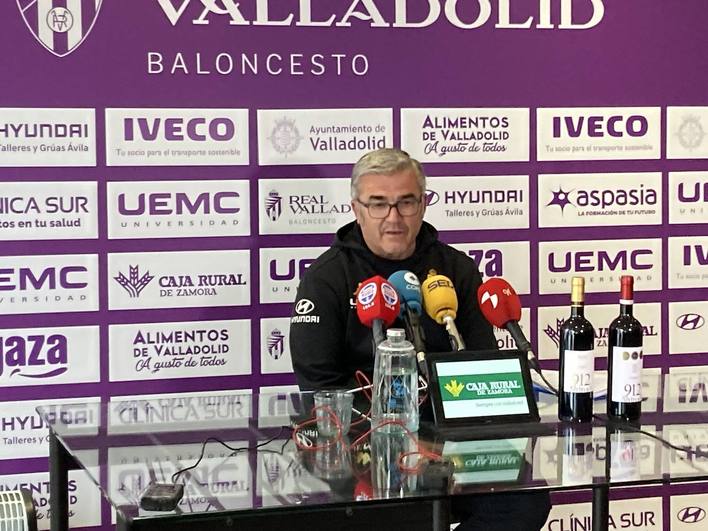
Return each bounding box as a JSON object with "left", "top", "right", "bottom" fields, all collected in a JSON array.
[{"left": 290, "top": 221, "right": 497, "bottom": 391}]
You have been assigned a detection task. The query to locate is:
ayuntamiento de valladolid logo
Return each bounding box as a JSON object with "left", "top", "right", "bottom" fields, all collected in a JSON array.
[{"left": 17, "top": 0, "right": 103, "bottom": 57}]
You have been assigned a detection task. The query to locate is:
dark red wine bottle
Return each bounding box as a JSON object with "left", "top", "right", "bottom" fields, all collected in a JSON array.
[
  {"left": 559, "top": 277, "right": 595, "bottom": 422},
  {"left": 607, "top": 276, "right": 643, "bottom": 421}
]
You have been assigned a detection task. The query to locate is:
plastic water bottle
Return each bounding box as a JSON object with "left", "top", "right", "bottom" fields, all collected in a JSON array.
[{"left": 371, "top": 328, "right": 419, "bottom": 432}]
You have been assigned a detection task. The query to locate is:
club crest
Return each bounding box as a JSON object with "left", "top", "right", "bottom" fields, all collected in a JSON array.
[{"left": 17, "top": 0, "right": 103, "bottom": 57}]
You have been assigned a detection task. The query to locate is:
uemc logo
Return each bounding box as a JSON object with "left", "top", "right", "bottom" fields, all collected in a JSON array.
[
  {"left": 548, "top": 249, "right": 653, "bottom": 273},
  {"left": 683, "top": 245, "right": 708, "bottom": 266},
  {"left": 118, "top": 192, "right": 240, "bottom": 215},
  {"left": 0, "top": 266, "right": 87, "bottom": 291},
  {"left": 678, "top": 181, "right": 708, "bottom": 203},
  {"left": 0, "top": 334, "right": 68, "bottom": 379},
  {"left": 467, "top": 248, "right": 503, "bottom": 278},
  {"left": 123, "top": 117, "right": 235, "bottom": 142},
  {"left": 553, "top": 114, "right": 649, "bottom": 138},
  {"left": 270, "top": 257, "right": 315, "bottom": 282}
]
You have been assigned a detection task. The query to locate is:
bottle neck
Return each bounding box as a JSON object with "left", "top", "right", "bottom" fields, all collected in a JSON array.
[
  {"left": 570, "top": 303, "right": 584, "bottom": 317},
  {"left": 620, "top": 300, "right": 633, "bottom": 316}
]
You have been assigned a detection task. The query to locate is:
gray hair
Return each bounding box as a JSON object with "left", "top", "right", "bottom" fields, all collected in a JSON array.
[{"left": 350, "top": 148, "right": 426, "bottom": 199}]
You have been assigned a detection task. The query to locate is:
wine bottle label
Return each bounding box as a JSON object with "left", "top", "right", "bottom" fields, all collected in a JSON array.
[
  {"left": 611, "top": 346, "right": 643, "bottom": 403},
  {"left": 562, "top": 349, "right": 594, "bottom": 393}
]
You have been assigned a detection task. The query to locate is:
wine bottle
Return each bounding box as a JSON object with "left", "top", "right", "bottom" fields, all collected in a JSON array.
[
  {"left": 558, "top": 277, "right": 595, "bottom": 422},
  {"left": 607, "top": 275, "right": 644, "bottom": 421}
]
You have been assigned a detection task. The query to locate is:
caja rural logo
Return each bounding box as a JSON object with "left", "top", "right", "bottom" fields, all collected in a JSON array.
[{"left": 17, "top": 0, "right": 103, "bottom": 57}]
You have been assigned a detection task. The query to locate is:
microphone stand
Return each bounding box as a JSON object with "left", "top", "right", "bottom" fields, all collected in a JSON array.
[{"left": 443, "top": 315, "right": 466, "bottom": 351}]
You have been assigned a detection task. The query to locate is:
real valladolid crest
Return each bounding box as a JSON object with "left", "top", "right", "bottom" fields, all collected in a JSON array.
[{"left": 156, "top": 0, "right": 606, "bottom": 30}]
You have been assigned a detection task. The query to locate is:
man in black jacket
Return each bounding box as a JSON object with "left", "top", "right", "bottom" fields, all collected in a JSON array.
[{"left": 289, "top": 148, "right": 550, "bottom": 531}]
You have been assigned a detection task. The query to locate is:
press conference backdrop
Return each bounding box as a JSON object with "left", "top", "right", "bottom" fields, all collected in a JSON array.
[{"left": 0, "top": 1, "right": 706, "bottom": 529}]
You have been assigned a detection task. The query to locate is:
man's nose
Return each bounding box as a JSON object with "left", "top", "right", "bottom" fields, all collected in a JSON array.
[{"left": 385, "top": 203, "right": 403, "bottom": 221}]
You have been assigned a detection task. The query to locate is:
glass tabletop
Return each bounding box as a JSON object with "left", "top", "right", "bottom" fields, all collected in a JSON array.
[{"left": 37, "top": 372, "right": 708, "bottom": 523}]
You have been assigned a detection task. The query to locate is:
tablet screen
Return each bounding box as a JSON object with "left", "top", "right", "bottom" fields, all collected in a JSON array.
[{"left": 435, "top": 357, "right": 531, "bottom": 419}]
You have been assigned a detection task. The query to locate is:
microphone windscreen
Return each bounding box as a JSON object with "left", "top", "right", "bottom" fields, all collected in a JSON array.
[
  {"left": 477, "top": 277, "right": 522, "bottom": 328},
  {"left": 356, "top": 275, "right": 400, "bottom": 328},
  {"left": 421, "top": 274, "right": 458, "bottom": 324},
  {"left": 387, "top": 270, "right": 423, "bottom": 315}
]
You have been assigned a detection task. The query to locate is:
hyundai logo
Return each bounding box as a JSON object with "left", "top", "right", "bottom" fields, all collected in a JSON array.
[
  {"left": 294, "top": 299, "right": 315, "bottom": 315},
  {"left": 677, "top": 313, "right": 705, "bottom": 331},
  {"left": 677, "top": 506, "right": 706, "bottom": 523},
  {"left": 425, "top": 190, "right": 439, "bottom": 206}
]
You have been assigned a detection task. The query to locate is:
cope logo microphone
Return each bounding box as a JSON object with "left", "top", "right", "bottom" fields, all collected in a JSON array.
[{"left": 356, "top": 275, "right": 399, "bottom": 347}]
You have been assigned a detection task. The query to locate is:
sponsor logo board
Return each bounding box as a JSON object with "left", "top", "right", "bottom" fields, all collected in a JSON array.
[
  {"left": 0, "top": 398, "right": 98, "bottom": 460},
  {"left": 0, "top": 325, "right": 100, "bottom": 387},
  {"left": 424, "top": 175, "right": 529, "bottom": 231},
  {"left": 108, "top": 179, "right": 250, "bottom": 238},
  {"left": 0, "top": 181, "right": 97, "bottom": 240},
  {"left": 669, "top": 171, "right": 708, "bottom": 224},
  {"left": 538, "top": 239, "right": 662, "bottom": 294},
  {"left": 258, "top": 178, "right": 351, "bottom": 235},
  {"left": 108, "top": 250, "right": 250, "bottom": 310},
  {"left": 669, "top": 236, "right": 708, "bottom": 289},
  {"left": 260, "top": 317, "right": 294, "bottom": 375},
  {"left": 0, "top": 469, "right": 101, "bottom": 530},
  {"left": 258, "top": 385, "right": 300, "bottom": 428},
  {"left": 106, "top": 108, "right": 249, "bottom": 166},
  {"left": 108, "top": 389, "right": 251, "bottom": 434},
  {"left": 671, "top": 493, "right": 708, "bottom": 528},
  {"left": 257, "top": 108, "right": 392, "bottom": 165},
  {"left": 0, "top": 108, "right": 95, "bottom": 166},
  {"left": 109, "top": 319, "right": 251, "bottom": 382},
  {"left": 259, "top": 247, "right": 325, "bottom": 304},
  {"left": 451, "top": 241, "right": 530, "bottom": 294},
  {"left": 667, "top": 106, "right": 708, "bottom": 159},
  {"left": 537, "top": 303, "right": 661, "bottom": 359},
  {"left": 542, "top": 497, "right": 662, "bottom": 530},
  {"left": 664, "top": 367, "right": 708, "bottom": 413},
  {"left": 0, "top": 254, "right": 98, "bottom": 315},
  {"left": 669, "top": 301, "right": 707, "bottom": 355},
  {"left": 400, "top": 108, "right": 529, "bottom": 162},
  {"left": 538, "top": 172, "right": 661, "bottom": 228},
  {"left": 537, "top": 107, "right": 661, "bottom": 161}
]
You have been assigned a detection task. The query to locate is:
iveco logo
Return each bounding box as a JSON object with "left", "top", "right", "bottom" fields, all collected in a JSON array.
[
  {"left": 295, "top": 299, "right": 315, "bottom": 315},
  {"left": 677, "top": 313, "right": 705, "bottom": 331},
  {"left": 677, "top": 506, "right": 706, "bottom": 523}
]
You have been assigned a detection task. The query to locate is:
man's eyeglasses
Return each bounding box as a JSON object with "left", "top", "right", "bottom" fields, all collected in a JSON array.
[{"left": 355, "top": 196, "right": 422, "bottom": 219}]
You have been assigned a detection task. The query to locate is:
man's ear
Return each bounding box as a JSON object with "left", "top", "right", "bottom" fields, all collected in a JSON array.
[{"left": 352, "top": 200, "right": 363, "bottom": 225}]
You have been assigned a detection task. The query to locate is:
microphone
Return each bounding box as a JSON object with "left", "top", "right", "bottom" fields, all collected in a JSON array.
[
  {"left": 476, "top": 277, "right": 539, "bottom": 371},
  {"left": 355, "top": 275, "right": 400, "bottom": 348},
  {"left": 387, "top": 270, "right": 428, "bottom": 378},
  {"left": 421, "top": 273, "right": 466, "bottom": 351}
]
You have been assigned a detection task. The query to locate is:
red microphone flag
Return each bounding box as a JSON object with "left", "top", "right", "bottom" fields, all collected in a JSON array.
[{"left": 476, "top": 277, "right": 522, "bottom": 328}]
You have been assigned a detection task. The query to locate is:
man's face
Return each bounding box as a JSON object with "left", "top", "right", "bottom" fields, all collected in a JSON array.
[{"left": 352, "top": 170, "right": 425, "bottom": 260}]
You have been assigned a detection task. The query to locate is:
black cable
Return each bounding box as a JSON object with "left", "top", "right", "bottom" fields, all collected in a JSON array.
[{"left": 171, "top": 426, "right": 291, "bottom": 484}]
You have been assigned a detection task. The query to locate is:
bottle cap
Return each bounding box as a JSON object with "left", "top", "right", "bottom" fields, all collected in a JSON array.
[
  {"left": 570, "top": 276, "right": 585, "bottom": 304},
  {"left": 386, "top": 328, "right": 406, "bottom": 340},
  {"left": 620, "top": 275, "right": 634, "bottom": 301}
]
